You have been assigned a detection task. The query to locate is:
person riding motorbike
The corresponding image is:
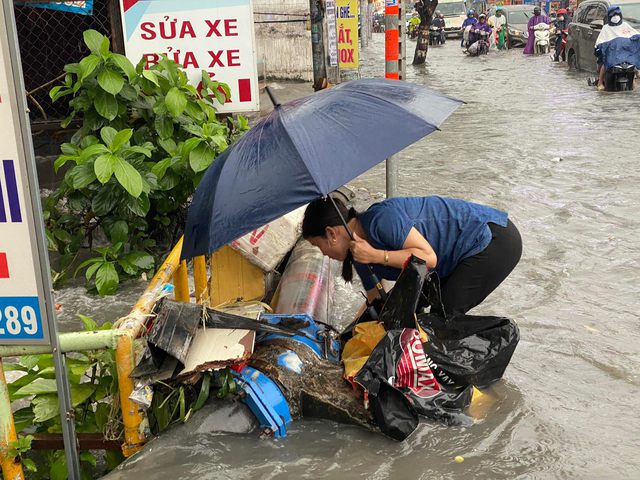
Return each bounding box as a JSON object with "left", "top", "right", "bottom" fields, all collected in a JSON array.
[
  {"left": 553, "top": 8, "right": 569, "bottom": 61},
  {"left": 462, "top": 9, "right": 478, "bottom": 47},
  {"left": 432, "top": 11, "right": 446, "bottom": 44},
  {"left": 595, "top": 5, "right": 640, "bottom": 90},
  {"left": 488, "top": 7, "right": 507, "bottom": 49},
  {"left": 408, "top": 11, "right": 421, "bottom": 38},
  {"left": 470, "top": 14, "right": 493, "bottom": 43},
  {"left": 524, "top": 6, "right": 551, "bottom": 54}
]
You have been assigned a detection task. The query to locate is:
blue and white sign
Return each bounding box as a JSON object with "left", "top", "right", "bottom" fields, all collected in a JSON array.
[{"left": 0, "top": 4, "right": 52, "bottom": 346}]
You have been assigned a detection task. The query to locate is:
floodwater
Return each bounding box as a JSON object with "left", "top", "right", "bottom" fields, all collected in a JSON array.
[{"left": 97, "top": 35, "right": 640, "bottom": 479}]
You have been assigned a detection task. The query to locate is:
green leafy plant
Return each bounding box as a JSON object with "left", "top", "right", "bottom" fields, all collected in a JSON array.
[
  {"left": 6, "top": 435, "right": 37, "bottom": 473},
  {"left": 46, "top": 29, "right": 248, "bottom": 294},
  {"left": 6, "top": 315, "right": 124, "bottom": 478}
]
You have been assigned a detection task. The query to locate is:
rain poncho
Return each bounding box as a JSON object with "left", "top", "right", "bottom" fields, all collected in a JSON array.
[
  {"left": 595, "top": 22, "right": 640, "bottom": 69},
  {"left": 524, "top": 13, "right": 551, "bottom": 54}
]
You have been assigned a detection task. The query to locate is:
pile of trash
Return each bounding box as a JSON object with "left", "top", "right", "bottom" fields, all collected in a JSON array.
[{"left": 126, "top": 194, "right": 519, "bottom": 444}]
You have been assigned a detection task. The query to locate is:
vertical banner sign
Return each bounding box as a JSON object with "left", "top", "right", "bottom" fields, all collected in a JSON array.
[
  {"left": 119, "top": 0, "right": 260, "bottom": 113},
  {"left": 336, "top": 0, "right": 359, "bottom": 69},
  {"left": 326, "top": 0, "right": 338, "bottom": 67},
  {"left": 1, "top": 1, "right": 82, "bottom": 477},
  {"left": 0, "top": 7, "right": 50, "bottom": 346}
]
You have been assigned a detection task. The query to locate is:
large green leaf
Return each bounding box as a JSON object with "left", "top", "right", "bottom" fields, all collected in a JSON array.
[
  {"left": 100, "top": 126, "right": 117, "bottom": 146},
  {"left": 114, "top": 158, "right": 143, "bottom": 198},
  {"left": 107, "top": 220, "right": 128, "bottom": 244},
  {"left": 78, "top": 143, "right": 109, "bottom": 163},
  {"left": 189, "top": 143, "right": 215, "bottom": 173},
  {"left": 92, "top": 185, "right": 118, "bottom": 216},
  {"left": 165, "top": 87, "right": 187, "bottom": 117},
  {"left": 94, "top": 90, "right": 118, "bottom": 120},
  {"left": 97, "top": 68, "right": 124, "bottom": 95},
  {"left": 110, "top": 128, "right": 133, "bottom": 151},
  {"left": 33, "top": 395, "right": 60, "bottom": 422},
  {"left": 70, "top": 383, "right": 95, "bottom": 406},
  {"left": 142, "top": 69, "right": 160, "bottom": 86},
  {"left": 79, "top": 54, "right": 101, "bottom": 81},
  {"left": 123, "top": 251, "right": 154, "bottom": 270},
  {"left": 69, "top": 162, "right": 97, "bottom": 189},
  {"left": 15, "top": 377, "right": 57, "bottom": 396},
  {"left": 95, "top": 262, "right": 119, "bottom": 295},
  {"left": 154, "top": 115, "right": 174, "bottom": 140},
  {"left": 94, "top": 153, "right": 117, "bottom": 184},
  {"left": 83, "top": 29, "right": 105, "bottom": 55},
  {"left": 110, "top": 53, "right": 136, "bottom": 80}
]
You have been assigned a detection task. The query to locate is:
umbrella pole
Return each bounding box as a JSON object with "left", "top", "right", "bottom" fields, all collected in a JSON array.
[
  {"left": 327, "top": 196, "right": 388, "bottom": 302},
  {"left": 265, "top": 86, "right": 281, "bottom": 107}
]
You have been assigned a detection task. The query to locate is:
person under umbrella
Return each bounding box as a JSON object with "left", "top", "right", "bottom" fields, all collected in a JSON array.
[
  {"left": 302, "top": 196, "right": 522, "bottom": 322},
  {"left": 524, "top": 6, "right": 551, "bottom": 54}
]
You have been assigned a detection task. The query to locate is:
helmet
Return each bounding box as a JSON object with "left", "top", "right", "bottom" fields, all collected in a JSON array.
[
  {"left": 479, "top": 13, "right": 487, "bottom": 18},
  {"left": 533, "top": 6, "right": 541, "bottom": 15},
  {"left": 496, "top": 6, "right": 504, "bottom": 11},
  {"left": 467, "top": 8, "right": 475, "bottom": 17},
  {"left": 557, "top": 8, "right": 567, "bottom": 14},
  {"left": 436, "top": 10, "right": 442, "bottom": 16},
  {"left": 607, "top": 5, "right": 623, "bottom": 25}
]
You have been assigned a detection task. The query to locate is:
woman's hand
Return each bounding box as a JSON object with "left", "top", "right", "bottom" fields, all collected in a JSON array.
[{"left": 350, "top": 233, "right": 383, "bottom": 265}]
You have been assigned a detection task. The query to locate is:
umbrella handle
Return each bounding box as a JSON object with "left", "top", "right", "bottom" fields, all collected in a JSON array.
[
  {"left": 265, "top": 86, "right": 281, "bottom": 107},
  {"left": 327, "top": 196, "right": 388, "bottom": 303}
]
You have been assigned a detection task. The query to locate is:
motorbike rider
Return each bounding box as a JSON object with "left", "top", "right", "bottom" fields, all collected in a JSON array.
[
  {"left": 553, "top": 8, "right": 569, "bottom": 61},
  {"left": 488, "top": 6, "right": 507, "bottom": 49},
  {"left": 462, "top": 9, "right": 479, "bottom": 47},
  {"left": 470, "top": 13, "right": 493, "bottom": 45},
  {"left": 408, "top": 11, "right": 421, "bottom": 37},
  {"left": 432, "top": 11, "right": 446, "bottom": 43},
  {"left": 595, "top": 5, "right": 640, "bottom": 90},
  {"left": 524, "top": 6, "right": 551, "bottom": 54}
]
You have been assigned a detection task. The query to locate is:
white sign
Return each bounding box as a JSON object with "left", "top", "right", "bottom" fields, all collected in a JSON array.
[
  {"left": 326, "top": 0, "right": 338, "bottom": 67},
  {"left": 119, "top": 0, "right": 260, "bottom": 113},
  {"left": 0, "top": 6, "right": 51, "bottom": 344}
]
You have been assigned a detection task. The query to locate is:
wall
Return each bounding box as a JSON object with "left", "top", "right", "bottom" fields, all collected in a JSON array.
[{"left": 254, "top": 0, "right": 313, "bottom": 81}]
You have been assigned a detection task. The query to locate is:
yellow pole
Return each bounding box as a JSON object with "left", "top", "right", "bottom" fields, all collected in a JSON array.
[
  {"left": 173, "top": 260, "right": 190, "bottom": 303},
  {"left": 0, "top": 360, "right": 25, "bottom": 480},
  {"left": 115, "top": 236, "right": 185, "bottom": 456},
  {"left": 115, "top": 334, "right": 146, "bottom": 457},
  {"left": 193, "top": 256, "right": 208, "bottom": 303}
]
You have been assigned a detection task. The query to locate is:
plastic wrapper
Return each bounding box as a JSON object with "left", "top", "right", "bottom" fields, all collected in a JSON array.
[
  {"left": 274, "top": 239, "right": 333, "bottom": 326},
  {"left": 129, "top": 380, "right": 154, "bottom": 409},
  {"left": 230, "top": 205, "right": 306, "bottom": 272}
]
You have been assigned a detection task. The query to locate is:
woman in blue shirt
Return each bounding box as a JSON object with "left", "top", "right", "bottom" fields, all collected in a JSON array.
[{"left": 302, "top": 196, "right": 522, "bottom": 318}]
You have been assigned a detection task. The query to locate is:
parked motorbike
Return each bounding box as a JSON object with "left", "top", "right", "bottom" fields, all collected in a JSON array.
[
  {"left": 534, "top": 23, "right": 550, "bottom": 54},
  {"left": 429, "top": 26, "right": 444, "bottom": 45},
  {"left": 373, "top": 18, "right": 385, "bottom": 33}
]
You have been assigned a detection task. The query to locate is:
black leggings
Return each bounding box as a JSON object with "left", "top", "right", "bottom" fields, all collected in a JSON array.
[{"left": 436, "top": 220, "right": 522, "bottom": 318}]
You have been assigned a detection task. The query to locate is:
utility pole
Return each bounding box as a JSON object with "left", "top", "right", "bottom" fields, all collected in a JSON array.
[{"left": 310, "top": 0, "right": 328, "bottom": 90}]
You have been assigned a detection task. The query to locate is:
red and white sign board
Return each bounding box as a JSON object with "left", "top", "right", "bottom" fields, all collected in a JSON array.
[{"left": 119, "top": 0, "right": 260, "bottom": 113}]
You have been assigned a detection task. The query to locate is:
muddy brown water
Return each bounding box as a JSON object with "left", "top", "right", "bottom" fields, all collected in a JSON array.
[{"left": 59, "top": 36, "right": 640, "bottom": 479}]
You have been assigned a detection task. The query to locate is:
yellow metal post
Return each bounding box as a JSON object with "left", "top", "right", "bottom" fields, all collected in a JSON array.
[
  {"left": 0, "top": 360, "right": 25, "bottom": 480},
  {"left": 115, "top": 334, "right": 146, "bottom": 457},
  {"left": 173, "top": 260, "right": 190, "bottom": 303},
  {"left": 193, "top": 256, "right": 208, "bottom": 304}
]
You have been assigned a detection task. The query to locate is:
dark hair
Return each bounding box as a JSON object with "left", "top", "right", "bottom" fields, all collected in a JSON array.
[{"left": 302, "top": 197, "right": 358, "bottom": 282}]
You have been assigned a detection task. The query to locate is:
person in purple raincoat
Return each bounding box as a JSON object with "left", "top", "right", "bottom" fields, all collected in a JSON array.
[
  {"left": 524, "top": 6, "right": 551, "bottom": 54},
  {"left": 469, "top": 13, "right": 493, "bottom": 44}
]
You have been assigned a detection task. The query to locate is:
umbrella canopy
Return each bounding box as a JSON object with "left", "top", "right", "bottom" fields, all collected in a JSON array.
[{"left": 181, "top": 78, "right": 462, "bottom": 260}]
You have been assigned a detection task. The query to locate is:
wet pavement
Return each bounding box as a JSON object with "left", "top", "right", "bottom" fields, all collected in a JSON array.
[{"left": 80, "top": 35, "right": 640, "bottom": 479}]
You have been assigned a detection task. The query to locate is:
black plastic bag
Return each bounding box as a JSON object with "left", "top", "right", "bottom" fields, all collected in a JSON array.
[
  {"left": 354, "top": 328, "right": 473, "bottom": 441},
  {"left": 419, "top": 312, "right": 520, "bottom": 389}
]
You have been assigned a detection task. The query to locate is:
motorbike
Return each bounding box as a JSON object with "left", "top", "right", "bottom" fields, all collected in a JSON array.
[
  {"left": 466, "top": 30, "right": 490, "bottom": 56},
  {"left": 373, "top": 18, "right": 385, "bottom": 33},
  {"left": 604, "top": 63, "right": 637, "bottom": 91},
  {"left": 553, "top": 26, "right": 568, "bottom": 61},
  {"left": 534, "top": 23, "right": 550, "bottom": 54},
  {"left": 429, "top": 25, "right": 444, "bottom": 45}
]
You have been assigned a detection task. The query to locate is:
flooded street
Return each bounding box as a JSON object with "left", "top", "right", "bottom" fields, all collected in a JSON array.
[{"left": 98, "top": 36, "right": 640, "bottom": 479}]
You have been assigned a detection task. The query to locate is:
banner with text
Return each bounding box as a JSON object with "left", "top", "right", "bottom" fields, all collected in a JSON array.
[
  {"left": 119, "top": 0, "right": 259, "bottom": 113},
  {"left": 336, "top": 0, "right": 359, "bottom": 69}
]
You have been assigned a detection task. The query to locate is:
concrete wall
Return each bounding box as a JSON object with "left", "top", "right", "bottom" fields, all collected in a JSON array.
[{"left": 254, "top": 0, "right": 313, "bottom": 81}]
